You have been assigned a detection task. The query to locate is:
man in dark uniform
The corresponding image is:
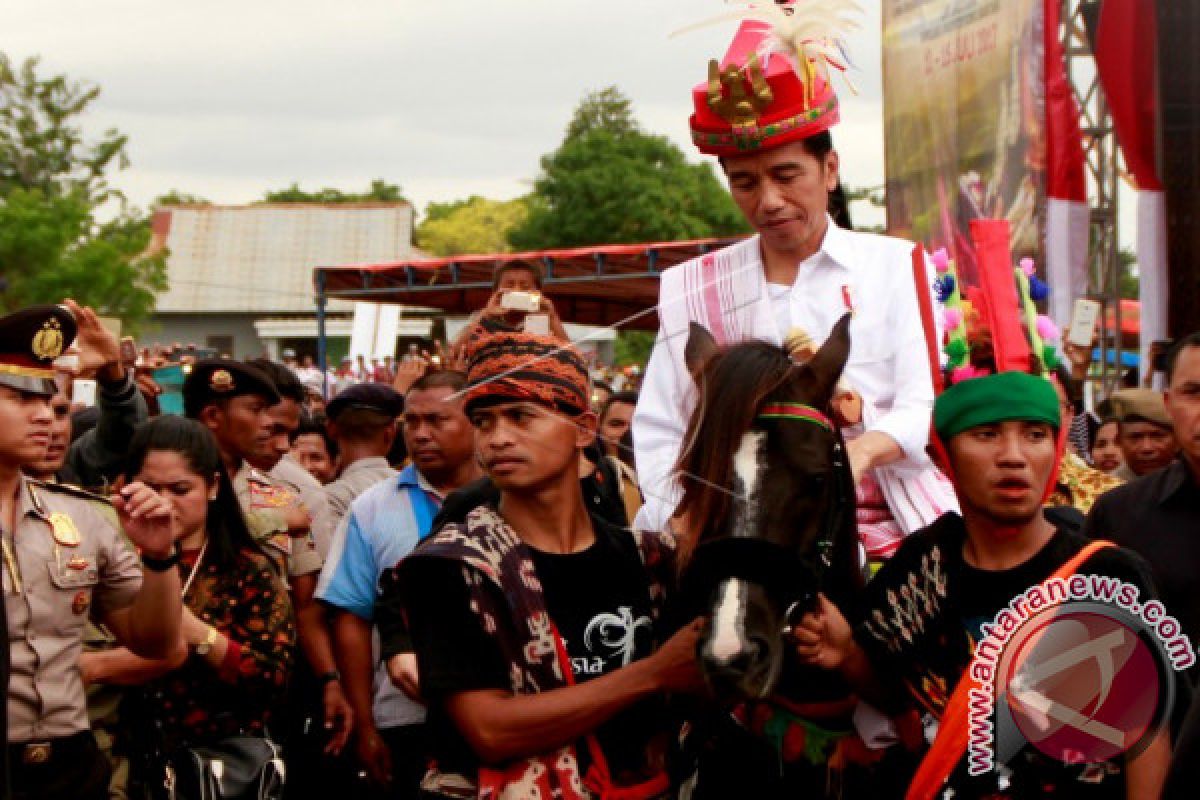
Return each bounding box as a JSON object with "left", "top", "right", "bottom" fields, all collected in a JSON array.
[{"left": 0, "top": 305, "right": 183, "bottom": 800}]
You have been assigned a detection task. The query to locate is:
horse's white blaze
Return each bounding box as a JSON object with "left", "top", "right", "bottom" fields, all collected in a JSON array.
[
  {"left": 709, "top": 579, "right": 748, "bottom": 665},
  {"left": 732, "top": 430, "right": 765, "bottom": 536}
]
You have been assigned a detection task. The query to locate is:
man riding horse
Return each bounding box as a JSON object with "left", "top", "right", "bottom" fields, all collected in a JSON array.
[{"left": 634, "top": 0, "right": 957, "bottom": 561}]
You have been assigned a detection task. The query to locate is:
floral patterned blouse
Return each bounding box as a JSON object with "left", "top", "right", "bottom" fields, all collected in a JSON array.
[{"left": 143, "top": 546, "right": 295, "bottom": 750}]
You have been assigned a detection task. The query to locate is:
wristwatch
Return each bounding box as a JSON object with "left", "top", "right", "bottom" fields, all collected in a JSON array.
[
  {"left": 318, "top": 670, "right": 341, "bottom": 686},
  {"left": 141, "top": 548, "right": 180, "bottom": 573},
  {"left": 195, "top": 625, "right": 218, "bottom": 656}
]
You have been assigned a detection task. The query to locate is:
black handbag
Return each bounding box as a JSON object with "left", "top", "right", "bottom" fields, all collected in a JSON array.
[{"left": 164, "top": 735, "right": 285, "bottom": 800}]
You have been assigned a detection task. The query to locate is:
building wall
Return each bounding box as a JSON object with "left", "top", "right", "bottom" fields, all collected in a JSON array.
[{"left": 144, "top": 313, "right": 265, "bottom": 358}]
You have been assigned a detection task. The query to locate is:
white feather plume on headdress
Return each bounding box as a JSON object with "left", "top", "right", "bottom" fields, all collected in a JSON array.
[{"left": 672, "top": 0, "right": 863, "bottom": 95}]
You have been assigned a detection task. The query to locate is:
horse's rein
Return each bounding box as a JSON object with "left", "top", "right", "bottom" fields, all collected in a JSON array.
[{"left": 755, "top": 401, "right": 853, "bottom": 635}]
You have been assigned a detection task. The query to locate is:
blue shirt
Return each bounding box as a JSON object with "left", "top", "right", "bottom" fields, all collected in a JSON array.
[{"left": 316, "top": 464, "right": 441, "bottom": 728}]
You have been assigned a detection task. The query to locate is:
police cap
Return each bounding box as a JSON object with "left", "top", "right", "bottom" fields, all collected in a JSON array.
[
  {"left": 183, "top": 358, "right": 281, "bottom": 418},
  {"left": 326, "top": 383, "right": 403, "bottom": 421},
  {"left": 0, "top": 305, "right": 77, "bottom": 396},
  {"left": 1111, "top": 388, "right": 1172, "bottom": 429}
]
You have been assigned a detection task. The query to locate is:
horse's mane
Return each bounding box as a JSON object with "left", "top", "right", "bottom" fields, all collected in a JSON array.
[{"left": 674, "top": 340, "right": 797, "bottom": 566}]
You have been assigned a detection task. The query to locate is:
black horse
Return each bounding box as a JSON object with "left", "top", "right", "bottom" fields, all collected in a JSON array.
[{"left": 669, "top": 314, "right": 868, "bottom": 798}]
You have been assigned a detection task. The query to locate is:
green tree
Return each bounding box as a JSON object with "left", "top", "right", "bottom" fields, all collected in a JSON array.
[
  {"left": 262, "top": 179, "right": 405, "bottom": 204},
  {"left": 508, "top": 87, "right": 749, "bottom": 250},
  {"left": 0, "top": 55, "right": 166, "bottom": 327},
  {"left": 151, "top": 190, "right": 209, "bottom": 207},
  {"left": 1118, "top": 247, "right": 1138, "bottom": 300},
  {"left": 415, "top": 195, "right": 529, "bottom": 257},
  {"left": 564, "top": 86, "right": 637, "bottom": 142},
  {"left": 838, "top": 183, "right": 886, "bottom": 234},
  {"left": 614, "top": 330, "right": 655, "bottom": 367}
]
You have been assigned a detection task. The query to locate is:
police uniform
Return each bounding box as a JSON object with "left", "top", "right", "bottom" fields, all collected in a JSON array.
[
  {"left": 75, "top": 499, "right": 131, "bottom": 800},
  {"left": 4, "top": 479, "right": 141, "bottom": 798},
  {"left": 233, "top": 462, "right": 322, "bottom": 579},
  {"left": 269, "top": 456, "right": 334, "bottom": 563},
  {"left": 184, "top": 360, "right": 322, "bottom": 581},
  {"left": 320, "top": 383, "right": 404, "bottom": 540},
  {"left": 0, "top": 306, "right": 141, "bottom": 800}
]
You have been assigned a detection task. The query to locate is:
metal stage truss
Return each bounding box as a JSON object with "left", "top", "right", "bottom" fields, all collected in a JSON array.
[{"left": 1064, "top": 0, "right": 1125, "bottom": 396}]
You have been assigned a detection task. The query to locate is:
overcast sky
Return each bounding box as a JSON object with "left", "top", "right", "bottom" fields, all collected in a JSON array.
[
  {"left": 7, "top": 0, "right": 888, "bottom": 221},
  {"left": 11, "top": 0, "right": 1139, "bottom": 246}
]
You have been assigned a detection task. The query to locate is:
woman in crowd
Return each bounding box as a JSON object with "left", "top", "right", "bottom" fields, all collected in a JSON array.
[
  {"left": 1091, "top": 417, "right": 1125, "bottom": 474},
  {"left": 81, "top": 416, "right": 295, "bottom": 788}
]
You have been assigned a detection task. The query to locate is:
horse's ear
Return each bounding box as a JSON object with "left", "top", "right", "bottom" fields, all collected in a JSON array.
[
  {"left": 684, "top": 322, "right": 720, "bottom": 383},
  {"left": 806, "top": 313, "right": 852, "bottom": 400}
]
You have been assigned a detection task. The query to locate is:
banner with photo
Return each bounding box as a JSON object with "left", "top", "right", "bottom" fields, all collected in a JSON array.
[{"left": 882, "top": 0, "right": 1045, "bottom": 284}]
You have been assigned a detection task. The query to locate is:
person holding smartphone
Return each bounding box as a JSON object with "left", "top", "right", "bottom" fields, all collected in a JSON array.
[
  {"left": 448, "top": 262, "right": 572, "bottom": 364},
  {"left": 52, "top": 301, "right": 150, "bottom": 491}
]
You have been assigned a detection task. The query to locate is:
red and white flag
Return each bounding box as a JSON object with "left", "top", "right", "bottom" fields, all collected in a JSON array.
[
  {"left": 1095, "top": 0, "right": 1165, "bottom": 381},
  {"left": 1044, "top": 0, "right": 1090, "bottom": 333}
]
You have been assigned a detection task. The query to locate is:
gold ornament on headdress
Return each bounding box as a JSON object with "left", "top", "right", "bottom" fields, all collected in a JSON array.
[
  {"left": 707, "top": 51, "right": 774, "bottom": 126},
  {"left": 675, "top": 1, "right": 863, "bottom": 106},
  {"left": 32, "top": 319, "right": 64, "bottom": 361}
]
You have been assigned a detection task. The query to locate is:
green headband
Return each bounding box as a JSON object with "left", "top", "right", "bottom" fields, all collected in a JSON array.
[{"left": 934, "top": 371, "right": 1061, "bottom": 441}]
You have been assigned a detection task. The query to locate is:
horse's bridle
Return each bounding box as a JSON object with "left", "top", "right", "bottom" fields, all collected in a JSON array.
[
  {"left": 755, "top": 402, "right": 854, "bottom": 633},
  {"left": 679, "top": 400, "right": 854, "bottom": 636}
]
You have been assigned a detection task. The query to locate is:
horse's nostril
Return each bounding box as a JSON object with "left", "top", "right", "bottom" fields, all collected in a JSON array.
[
  {"left": 703, "top": 635, "right": 770, "bottom": 676},
  {"left": 703, "top": 642, "right": 752, "bottom": 674}
]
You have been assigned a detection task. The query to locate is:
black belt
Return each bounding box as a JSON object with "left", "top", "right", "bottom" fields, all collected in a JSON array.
[{"left": 9, "top": 730, "right": 95, "bottom": 766}]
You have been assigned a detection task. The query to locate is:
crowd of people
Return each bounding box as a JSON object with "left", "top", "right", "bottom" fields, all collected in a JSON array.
[
  {"left": 5, "top": 245, "right": 1199, "bottom": 800},
  {"left": 0, "top": 269, "right": 655, "bottom": 800},
  {"left": 3, "top": 8, "right": 1200, "bottom": 800}
]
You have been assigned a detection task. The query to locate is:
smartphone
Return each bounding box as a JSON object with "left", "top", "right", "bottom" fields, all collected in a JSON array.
[
  {"left": 119, "top": 336, "right": 138, "bottom": 368},
  {"left": 72, "top": 379, "right": 97, "bottom": 408},
  {"left": 1067, "top": 298, "right": 1101, "bottom": 348},
  {"left": 500, "top": 291, "right": 541, "bottom": 313},
  {"left": 523, "top": 314, "right": 550, "bottom": 335}
]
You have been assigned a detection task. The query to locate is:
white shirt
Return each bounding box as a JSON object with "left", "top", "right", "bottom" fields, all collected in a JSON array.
[{"left": 632, "top": 218, "right": 940, "bottom": 532}]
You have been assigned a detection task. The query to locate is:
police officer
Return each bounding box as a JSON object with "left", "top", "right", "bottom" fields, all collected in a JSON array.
[
  {"left": 321, "top": 382, "right": 403, "bottom": 531},
  {"left": 0, "top": 305, "right": 183, "bottom": 800},
  {"left": 24, "top": 366, "right": 137, "bottom": 800},
  {"left": 182, "top": 359, "right": 318, "bottom": 574},
  {"left": 183, "top": 360, "right": 352, "bottom": 762}
]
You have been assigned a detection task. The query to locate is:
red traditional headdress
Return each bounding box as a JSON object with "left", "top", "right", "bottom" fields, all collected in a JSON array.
[{"left": 682, "top": 1, "right": 861, "bottom": 156}]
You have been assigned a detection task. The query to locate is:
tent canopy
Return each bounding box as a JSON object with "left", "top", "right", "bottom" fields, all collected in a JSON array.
[{"left": 313, "top": 237, "right": 744, "bottom": 331}]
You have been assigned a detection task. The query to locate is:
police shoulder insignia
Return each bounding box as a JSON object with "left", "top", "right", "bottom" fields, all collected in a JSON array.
[
  {"left": 48, "top": 511, "right": 82, "bottom": 547},
  {"left": 29, "top": 479, "right": 112, "bottom": 505},
  {"left": 251, "top": 481, "right": 294, "bottom": 509}
]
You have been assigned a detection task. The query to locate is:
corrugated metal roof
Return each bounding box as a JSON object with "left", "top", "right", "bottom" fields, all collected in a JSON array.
[{"left": 152, "top": 204, "right": 413, "bottom": 313}]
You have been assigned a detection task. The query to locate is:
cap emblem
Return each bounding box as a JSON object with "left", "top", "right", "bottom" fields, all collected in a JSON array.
[
  {"left": 32, "top": 319, "right": 65, "bottom": 361},
  {"left": 210, "top": 369, "right": 236, "bottom": 393}
]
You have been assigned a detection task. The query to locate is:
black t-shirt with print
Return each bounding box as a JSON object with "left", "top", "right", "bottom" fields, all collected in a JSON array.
[
  {"left": 855, "top": 512, "right": 1165, "bottom": 798},
  {"left": 405, "top": 514, "right": 661, "bottom": 788}
]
